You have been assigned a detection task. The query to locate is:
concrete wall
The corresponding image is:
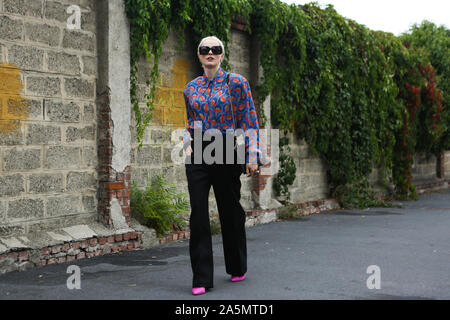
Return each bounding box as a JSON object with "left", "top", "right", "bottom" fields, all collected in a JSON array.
[
  {"left": 411, "top": 153, "right": 439, "bottom": 184},
  {"left": 445, "top": 151, "right": 450, "bottom": 180},
  {"left": 130, "top": 30, "right": 198, "bottom": 195},
  {"left": 281, "top": 131, "right": 330, "bottom": 204},
  {"left": 279, "top": 133, "right": 447, "bottom": 202},
  {"left": 0, "top": 0, "right": 98, "bottom": 236}
]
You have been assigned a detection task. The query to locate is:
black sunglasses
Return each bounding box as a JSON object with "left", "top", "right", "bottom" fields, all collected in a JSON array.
[{"left": 199, "top": 46, "right": 223, "bottom": 55}]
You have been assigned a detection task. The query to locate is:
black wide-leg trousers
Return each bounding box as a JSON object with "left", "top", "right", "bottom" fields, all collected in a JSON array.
[{"left": 184, "top": 134, "right": 247, "bottom": 289}]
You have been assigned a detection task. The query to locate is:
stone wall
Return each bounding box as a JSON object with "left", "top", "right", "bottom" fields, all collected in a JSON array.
[
  {"left": 445, "top": 151, "right": 450, "bottom": 180},
  {"left": 0, "top": 0, "right": 98, "bottom": 236},
  {"left": 280, "top": 131, "right": 330, "bottom": 204},
  {"left": 130, "top": 30, "right": 198, "bottom": 197},
  {"left": 280, "top": 135, "right": 448, "bottom": 202},
  {"left": 411, "top": 153, "right": 438, "bottom": 184}
]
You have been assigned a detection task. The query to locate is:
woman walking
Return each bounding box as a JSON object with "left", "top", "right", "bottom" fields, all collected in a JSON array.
[{"left": 182, "top": 36, "right": 261, "bottom": 295}]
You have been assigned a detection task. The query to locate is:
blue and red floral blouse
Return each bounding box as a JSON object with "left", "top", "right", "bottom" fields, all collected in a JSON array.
[{"left": 182, "top": 67, "right": 262, "bottom": 164}]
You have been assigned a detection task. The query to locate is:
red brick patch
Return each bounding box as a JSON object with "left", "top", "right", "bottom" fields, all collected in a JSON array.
[
  {"left": 76, "top": 252, "right": 86, "bottom": 260},
  {"left": 80, "top": 240, "right": 88, "bottom": 249},
  {"left": 0, "top": 231, "right": 147, "bottom": 274},
  {"left": 18, "top": 250, "right": 29, "bottom": 262},
  {"left": 57, "top": 257, "right": 66, "bottom": 263},
  {"left": 106, "top": 182, "right": 126, "bottom": 190},
  {"left": 71, "top": 242, "right": 80, "bottom": 250},
  {"left": 7, "top": 252, "right": 18, "bottom": 261}
]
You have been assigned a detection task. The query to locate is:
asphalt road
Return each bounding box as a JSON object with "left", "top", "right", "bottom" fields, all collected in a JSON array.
[{"left": 0, "top": 189, "right": 449, "bottom": 300}]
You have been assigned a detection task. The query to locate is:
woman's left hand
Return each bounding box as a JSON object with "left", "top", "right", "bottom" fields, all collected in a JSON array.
[{"left": 246, "top": 163, "right": 259, "bottom": 177}]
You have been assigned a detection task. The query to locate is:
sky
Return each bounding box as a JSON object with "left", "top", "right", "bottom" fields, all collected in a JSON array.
[{"left": 281, "top": 0, "right": 450, "bottom": 36}]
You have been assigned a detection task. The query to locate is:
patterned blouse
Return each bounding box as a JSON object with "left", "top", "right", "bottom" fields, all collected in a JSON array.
[{"left": 182, "top": 67, "right": 261, "bottom": 164}]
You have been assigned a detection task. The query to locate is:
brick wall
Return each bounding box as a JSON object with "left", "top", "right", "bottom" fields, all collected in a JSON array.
[
  {"left": 0, "top": 0, "right": 98, "bottom": 236},
  {"left": 0, "top": 228, "right": 143, "bottom": 274}
]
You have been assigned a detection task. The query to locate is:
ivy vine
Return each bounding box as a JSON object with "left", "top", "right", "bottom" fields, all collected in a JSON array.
[
  {"left": 125, "top": 0, "right": 191, "bottom": 149},
  {"left": 273, "top": 134, "right": 297, "bottom": 202},
  {"left": 124, "top": 0, "right": 447, "bottom": 207},
  {"left": 125, "top": 0, "right": 249, "bottom": 148},
  {"left": 188, "top": 0, "right": 252, "bottom": 71},
  {"left": 249, "top": 2, "right": 445, "bottom": 205}
]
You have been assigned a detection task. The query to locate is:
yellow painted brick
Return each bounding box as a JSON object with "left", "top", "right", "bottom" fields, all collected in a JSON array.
[
  {"left": 151, "top": 107, "right": 164, "bottom": 125},
  {"left": 172, "top": 59, "right": 189, "bottom": 89},
  {"left": 164, "top": 108, "right": 185, "bottom": 126},
  {"left": 0, "top": 63, "right": 28, "bottom": 134}
]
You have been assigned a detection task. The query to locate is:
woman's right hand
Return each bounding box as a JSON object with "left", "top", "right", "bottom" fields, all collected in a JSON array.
[{"left": 186, "top": 137, "right": 194, "bottom": 156}]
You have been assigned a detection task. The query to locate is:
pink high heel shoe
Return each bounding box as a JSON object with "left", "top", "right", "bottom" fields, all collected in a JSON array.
[
  {"left": 231, "top": 273, "right": 246, "bottom": 282},
  {"left": 192, "top": 287, "right": 206, "bottom": 295}
]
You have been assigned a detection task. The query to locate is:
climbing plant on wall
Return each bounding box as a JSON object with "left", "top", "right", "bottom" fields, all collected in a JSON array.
[
  {"left": 249, "top": 1, "right": 445, "bottom": 204},
  {"left": 125, "top": 0, "right": 446, "bottom": 206},
  {"left": 273, "top": 134, "right": 297, "bottom": 201},
  {"left": 401, "top": 21, "right": 450, "bottom": 151},
  {"left": 125, "top": 0, "right": 191, "bottom": 149},
  {"left": 125, "top": 0, "right": 249, "bottom": 148},
  {"left": 188, "top": 0, "right": 251, "bottom": 71},
  {"left": 249, "top": 2, "right": 402, "bottom": 204},
  {"left": 391, "top": 47, "right": 444, "bottom": 199}
]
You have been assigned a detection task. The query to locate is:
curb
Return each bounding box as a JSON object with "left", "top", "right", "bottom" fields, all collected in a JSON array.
[
  {"left": 0, "top": 198, "right": 341, "bottom": 275},
  {"left": 0, "top": 226, "right": 143, "bottom": 274},
  {"left": 2, "top": 184, "right": 447, "bottom": 275}
]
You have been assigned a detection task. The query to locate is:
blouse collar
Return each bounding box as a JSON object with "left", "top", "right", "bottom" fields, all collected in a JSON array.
[{"left": 202, "top": 67, "right": 227, "bottom": 86}]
